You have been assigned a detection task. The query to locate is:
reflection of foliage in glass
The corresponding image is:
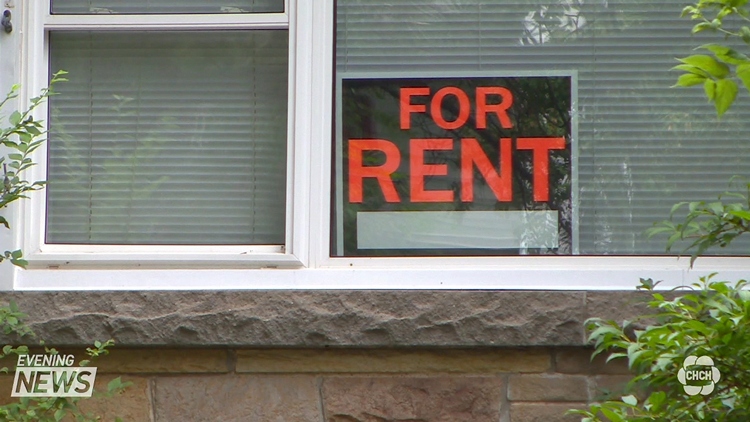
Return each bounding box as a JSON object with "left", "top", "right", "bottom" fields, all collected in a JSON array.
[
  {"left": 48, "top": 93, "right": 169, "bottom": 244},
  {"left": 521, "top": 0, "right": 587, "bottom": 45}
]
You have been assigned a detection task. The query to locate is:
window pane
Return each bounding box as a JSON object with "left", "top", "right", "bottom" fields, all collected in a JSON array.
[
  {"left": 51, "top": 0, "right": 284, "bottom": 14},
  {"left": 333, "top": 0, "right": 750, "bottom": 256},
  {"left": 47, "top": 31, "right": 288, "bottom": 245}
]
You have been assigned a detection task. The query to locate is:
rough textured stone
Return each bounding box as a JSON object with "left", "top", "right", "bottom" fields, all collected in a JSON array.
[
  {"left": 0, "top": 291, "right": 586, "bottom": 347},
  {"left": 236, "top": 348, "right": 550, "bottom": 374},
  {"left": 585, "top": 291, "right": 655, "bottom": 326},
  {"left": 508, "top": 374, "right": 589, "bottom": 402},
  {"left": 321, "top": 376, "right": 503, "bottom": 422},
  {"left": 510, "top": 403, "right": 585, "bottom": 422},
  {"left": 153, "top": 375, "right": 321, "bottom": 422}
]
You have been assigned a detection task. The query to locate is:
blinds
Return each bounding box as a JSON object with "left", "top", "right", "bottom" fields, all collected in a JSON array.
[
  {"left": 46, "top": 31, "right": 288, "bottom": 245},
  {"left": 336, "top": 0, "right": 750, "bottom": 255},
  {"left": 51, "top": 0, "right": 284, "bottom": 14}
]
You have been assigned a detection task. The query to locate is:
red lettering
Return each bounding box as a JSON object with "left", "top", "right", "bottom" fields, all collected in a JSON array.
[
  {"left": 348, "top": 139, "right": 401, "bottom": 203},
  {"left": 410, "top": 138, "right": 454, "bottom": 202},
  {"left": 460, "top": 138, "right": 512, "bottom": 202},
  {"left": 431, "top": 87, "right": 470, "bottom": 130},
  {"left": 476, "top": 87, "right": 513, "bottom": 129},
  {"left": 516, "top": 137, "right": 566, "bottom": 202},
  {"left": 400, "top": 87, "right": 430, "bottom": 130}
]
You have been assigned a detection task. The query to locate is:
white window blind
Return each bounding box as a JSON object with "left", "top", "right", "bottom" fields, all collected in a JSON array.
[
  {"left": 46, "top": 31, "right": 288, "bottom": 245},
  {"left": 336, "top": 0, "right": 750, "bottom": 255}
]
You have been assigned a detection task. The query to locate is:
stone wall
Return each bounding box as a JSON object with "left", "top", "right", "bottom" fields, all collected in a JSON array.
[
  {"left": 0, "top": 347, "right": 631, "bottom": 421},
  {"left": 0, "top": 290, "right": 649, "bottom": 421}
]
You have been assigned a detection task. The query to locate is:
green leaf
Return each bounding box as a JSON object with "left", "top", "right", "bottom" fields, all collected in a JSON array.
[
  {"left": 679, "top": 55, "right": 730, "bottom": 78},
  {"left": 737, "top": 64, "right": 750, "bottom": 93},
  {"left": 741, "top": 26, "right": 750, "bottom": 44},
  {"left": 674, "top": 73, "right": 706, "bottom": 87},
  {"left": 10, "top": 258, "right": 28, "bottom": 268},
  {"left": 671, "top": 64, "right": 710, "bottom": 77},
  {"left": 108, "top": 377, "right": 120, "bottom": 390},
  {"left": 714, "top": 78, "right": 738, "bottom": 116},
  {"left": 9, "top": 111, "right": 22, "bottom": 126},
  {"left": 693, "top": 22, "right": 714, "bottom": 34},
  {"left": 600, "top": 407, "right": 625, "bottom": 422},
  {"left": 729, "top": 209, "right": 750, "bottom": 220},
  {"left": 698, "top": 44, "right": 750, "bottom": 64},
  {"left": 704, "top": 79, "right": 717, "bottom": 101},
  {"left": 621, "top": 394, "right": 638, "bottom": 406}
]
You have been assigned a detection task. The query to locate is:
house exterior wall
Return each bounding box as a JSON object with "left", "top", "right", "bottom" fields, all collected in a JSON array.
[{"left": 0, "top": 290, "right": 646, "bottom": 421}]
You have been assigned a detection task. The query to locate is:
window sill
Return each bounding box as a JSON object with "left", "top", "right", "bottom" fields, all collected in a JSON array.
[{"left": 0, "top": 290, "right": 652, "bottom": 348}]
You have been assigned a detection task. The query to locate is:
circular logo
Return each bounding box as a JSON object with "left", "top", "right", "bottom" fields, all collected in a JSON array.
[{"left": 677, "top": 355, "right": 720, "bottom": 396}]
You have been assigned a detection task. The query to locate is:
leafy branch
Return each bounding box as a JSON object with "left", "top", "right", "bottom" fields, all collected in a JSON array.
[
  {"left": 674, "top": 0, "right": 750, "bottom": 116},
  {"left": 646, "top": 179, "right": 750, "bottom": 265},
  {"left": 0, "top": 71, "right": 67, "bottom": 267},
  {"left": 0, "top": 301, "right": 130, "bottom": 422},
  {"left": 569, "top": 277, "right": 750, "bottom": 422}
]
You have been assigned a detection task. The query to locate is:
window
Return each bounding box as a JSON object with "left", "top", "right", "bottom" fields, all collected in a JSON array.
[
  {"left": 17, "top": 0, "right": 313, "bottom": 268},
  {"left": 8, "top": 0, "right": 750, "bottom": 290},
  {"left": 47, "top": 30, "right": 288, "bottom": 245},
  {"left": 332, "top": 0, "right": 750, "bottom": 257}
]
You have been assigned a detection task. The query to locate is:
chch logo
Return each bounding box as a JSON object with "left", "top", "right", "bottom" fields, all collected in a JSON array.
[{"left": 677, "top": 355, "right": 720, "bottom": 396}]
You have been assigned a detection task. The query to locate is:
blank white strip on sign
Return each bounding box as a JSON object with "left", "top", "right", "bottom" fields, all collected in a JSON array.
[{"left": 357, "top": 211, "right": 559, "bottom": 250}]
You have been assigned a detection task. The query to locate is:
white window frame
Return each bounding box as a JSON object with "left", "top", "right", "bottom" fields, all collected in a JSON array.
[
  {"left": 14, "top": 0, "right": 311, "bottom": 271},
  {"left": 5, "top": 0, "right": 749, "bottom": 290}
]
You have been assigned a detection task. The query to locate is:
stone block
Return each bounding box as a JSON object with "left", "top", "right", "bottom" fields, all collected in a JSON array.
[
  {"left": 585, "top": 291, "right": 655, "bottom": 326},
  {"left": 0, "top": 291, "right": 586, "bottom": 347},
  {"left": 153, "top": 375, "right": 321, "bottom": 421},
  {"left": 0, "top": 374, "right": 151, "bottom": 422},
  {"left": 94, "top": 348, "right": 229, "bottom": 374},
  {"left": 321, "top": 376, "right": 503, "bottom": 422},
  {"left": 510, "top": 402, "right": 586, "bottom": 422},
  {"left": 554, "top": 348, "right": 630, "bottom": 375},
  {"left": 77, "top": 375, "right": 152, "bottom": 422},
  {"left": 508, "top": 374, "right": 589, "bottom": 402},
  {"left": 0, "top": 375, "right": 16, "bottom": 405},
  {"left": 236, "top": 348, "right": 550, "bottom": 374},
  {"left": 589, "top": 375, "right": 637, "bottom": 401}
]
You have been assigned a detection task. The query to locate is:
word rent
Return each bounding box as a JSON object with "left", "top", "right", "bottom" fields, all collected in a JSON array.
[{"left": 348, "top": 86, "right": 565, "bottom": 203}]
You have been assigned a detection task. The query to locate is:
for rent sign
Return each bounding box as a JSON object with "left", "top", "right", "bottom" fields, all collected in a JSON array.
[{"left": 334, "top": 73, "right": 576, "bottom": 257}]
